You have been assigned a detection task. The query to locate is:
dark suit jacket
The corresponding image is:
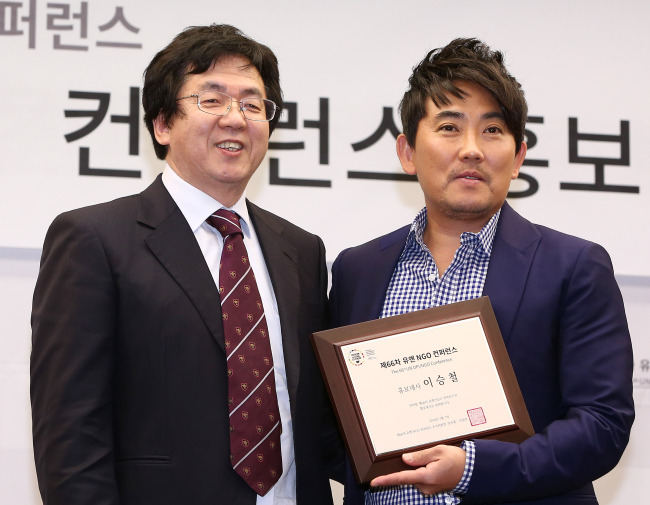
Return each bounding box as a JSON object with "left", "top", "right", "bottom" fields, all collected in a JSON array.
[
  {"left": 330, "top": 202, "right": 634, "bottom": 505},
  {"left": 31, "top": 175, "right": 342, "bottom": 505}
]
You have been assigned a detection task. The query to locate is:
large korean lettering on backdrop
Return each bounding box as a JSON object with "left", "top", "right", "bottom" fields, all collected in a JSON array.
[{"left": 1, "top": 0, "right": 648, "bottom": 276}]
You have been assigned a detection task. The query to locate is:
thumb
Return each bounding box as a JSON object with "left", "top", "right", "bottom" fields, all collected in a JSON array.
[{"left": 402, "top": 447, "right": 438, "bottom": 467}]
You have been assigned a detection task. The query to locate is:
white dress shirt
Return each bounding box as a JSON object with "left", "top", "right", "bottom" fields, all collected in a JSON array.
[{"left": 162, "top": 166, "right": 296, "bottom": 505}]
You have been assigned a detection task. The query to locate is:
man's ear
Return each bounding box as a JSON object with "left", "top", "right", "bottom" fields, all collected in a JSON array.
[
  {"left": 511, "top": 141, "right": 527, "bottom": 180},
  {"left": 396, "top": 134, "right": 417, "bottom": 176},
  {"left": 153, "top": 113, "right": 171, "bottom": 146}
]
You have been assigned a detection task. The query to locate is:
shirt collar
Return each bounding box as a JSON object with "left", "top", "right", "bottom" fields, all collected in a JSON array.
[
  {"left": 472, "top": 209, "right": 500, "bottom": 256},
  {"left": 161, "top": 164, "right": 252, "bottom": 236},
  {"left": 408, "top": 206, "right": 501, "bottom": 257}
]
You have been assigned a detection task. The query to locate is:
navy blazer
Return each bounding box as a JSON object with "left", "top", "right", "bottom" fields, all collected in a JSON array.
[
  {"left": 31, "top": 175, "right": 342, "bottom": 505},
  {"left": 330, "top": 202, "right": 634, "bottom": 505}
]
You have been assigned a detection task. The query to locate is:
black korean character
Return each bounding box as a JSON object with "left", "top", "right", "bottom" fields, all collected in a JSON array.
[
  {"left": 268, "top": 98, "right": 331, "bottom": 187},
  {"left": 562, "top": 117, "right": 638, "bottom": 193},
  {"left": 348, "top": 106, "right": 413, "bottom": 181},
  {"left": 64, "top": 87, "right": 141, "bottom": 177},
  {"left": 46, "top": 1, "right": 88, "bottom": 50},
  {"left": 641, "top": 359, "right": 649, "bottom": 372},
  {"left": 508, "top": 116, "right": 549, "bottom": 199},
  {"left": 96, "top": 6, "right": 141, "bottom": 49},
  {"left": 0, "top": 0, "right": 36, "bottom": 48}
]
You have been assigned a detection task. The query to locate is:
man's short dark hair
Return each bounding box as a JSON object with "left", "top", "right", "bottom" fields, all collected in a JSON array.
[
  {"left": 142, "top": 24, "right": 283, "bottom": 160},
  {"left": 399, "top": 38, "right": 527, "bottom": 153}
]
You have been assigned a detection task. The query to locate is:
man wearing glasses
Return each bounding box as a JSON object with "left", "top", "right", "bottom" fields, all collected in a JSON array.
[{"left": 31, "top": 24, "right": 342, "bottom": 505}]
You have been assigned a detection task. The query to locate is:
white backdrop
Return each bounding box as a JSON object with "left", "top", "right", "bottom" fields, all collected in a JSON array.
[
  {"left": 1, "top": 1, "right": 649, "bottom": 503},
  {"left": 2, "top": 0, "right": 650, "bottom": 275}
]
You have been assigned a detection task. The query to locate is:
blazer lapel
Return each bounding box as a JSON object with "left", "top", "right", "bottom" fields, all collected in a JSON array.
[
  {"left": 138, "top": 176, "right": 226, "bottom": 351},
  {"left": 246, "top": 201, "right": 301, "bottom": 403},
  {"left": 369, "top": 227, "right": 411, "bottom": 318},
  {"left": 343, "top": 225, "right": 410, "bottom": 325},
  {"left": 483, "top": 202, "right": 541, "bottom": 344}
]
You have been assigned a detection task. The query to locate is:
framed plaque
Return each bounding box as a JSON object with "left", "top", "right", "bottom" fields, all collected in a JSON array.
[{"left": 312, "top": 296, "right": 533, "bottom": 484}]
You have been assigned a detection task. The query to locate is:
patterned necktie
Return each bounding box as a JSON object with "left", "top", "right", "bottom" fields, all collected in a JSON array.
[{"left": 207, "top": 209, "right": 282, "bottom": 496}]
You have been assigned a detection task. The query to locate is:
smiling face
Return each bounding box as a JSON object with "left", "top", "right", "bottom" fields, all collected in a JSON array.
[
  {"left": 397, "top": 80, "right": 527, "bottom": 232},
  {"left": 153, "top": 55, "right": 270, "bottom": 206}
]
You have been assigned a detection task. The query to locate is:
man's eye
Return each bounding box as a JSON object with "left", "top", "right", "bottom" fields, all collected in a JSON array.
[
  {"left": 485, "top": 126, "right": 502, "bottom": 134},
  {"left": 243, "top": 102, "right": 263, "bottom": 112},
  {"left": 202, "top": 97, "right": 224, "bottom": 107}
]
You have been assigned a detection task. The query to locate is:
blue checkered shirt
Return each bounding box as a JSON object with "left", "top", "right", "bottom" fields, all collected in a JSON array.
[{"left": 366, "top": 207, "right": 500, "bottom": 505}]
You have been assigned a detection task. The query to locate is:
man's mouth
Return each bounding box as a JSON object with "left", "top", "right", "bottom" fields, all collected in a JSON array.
[
  {"left": 216, "top": 141, "right": 243, "bottom": 152},
  {"left": 456, "top": 171, "right": 484, "bottom": 181}
]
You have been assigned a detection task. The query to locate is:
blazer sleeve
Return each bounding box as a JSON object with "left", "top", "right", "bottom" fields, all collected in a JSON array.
[
  {"left": 31, "top": 211, "right": 120, "bottom": 505},
  {"left": 317, "top": 237, "right": 346, "bottom": 484},
  {"left": 464, "top": 241, "right": 634, "bottom": 503}
]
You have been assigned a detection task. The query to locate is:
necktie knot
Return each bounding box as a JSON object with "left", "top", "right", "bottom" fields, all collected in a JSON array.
[{"left": 208, "top": 208, "right": 243, "bottom": 238}]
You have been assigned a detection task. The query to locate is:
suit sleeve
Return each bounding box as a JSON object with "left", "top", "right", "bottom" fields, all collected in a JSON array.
[
  {"left": 31, "top": 212, "right": 120, "bottom": 505},
  {"left": 315, "top": 237, "right": 346, "bottom": 483},
  {"left": 464, "top": 242, "right": 634, "bottom": 503}
]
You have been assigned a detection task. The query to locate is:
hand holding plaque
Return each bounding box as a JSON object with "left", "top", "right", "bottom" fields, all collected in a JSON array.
[
  {"left": 369, "top": 443, "right": 467, "bottom": 495},
  {"left": 311, "top": 297, "right": 533, "bottom": 484}
]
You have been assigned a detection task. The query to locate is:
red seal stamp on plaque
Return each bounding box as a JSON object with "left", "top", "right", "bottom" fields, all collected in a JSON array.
[{"left": 467, "top": 407, "right": 486, "bottom": 426}]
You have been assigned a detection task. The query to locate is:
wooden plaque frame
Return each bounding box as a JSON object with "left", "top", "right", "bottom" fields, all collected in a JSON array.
[{"left": 311, "top": 296, "right": 533, "bottom": 484}]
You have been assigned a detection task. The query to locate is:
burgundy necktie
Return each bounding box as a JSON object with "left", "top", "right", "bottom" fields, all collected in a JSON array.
[{"left": 207, "top": 209, "right": 282, "bottom": 496}]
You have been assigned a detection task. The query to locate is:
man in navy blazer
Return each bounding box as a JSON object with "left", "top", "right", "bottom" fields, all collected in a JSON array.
[
  {"left": 330, "top": 38, "right": 633, "bottom": 505},
  {"left": 31, "top": 24, "right": 342, "bottom": 505}
]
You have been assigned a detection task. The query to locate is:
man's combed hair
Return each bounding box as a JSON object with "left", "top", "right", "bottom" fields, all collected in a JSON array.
[
  {"left": 142, "top": 24, "right": 283, "bottom": 160},
  {"left": 400, "top": 38, "right": 527, "bottom": 153}
]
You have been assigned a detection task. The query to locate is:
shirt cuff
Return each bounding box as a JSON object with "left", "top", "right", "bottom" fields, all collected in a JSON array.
[{"left": 451, "top": 440, "right": 475, "bottom": 495}]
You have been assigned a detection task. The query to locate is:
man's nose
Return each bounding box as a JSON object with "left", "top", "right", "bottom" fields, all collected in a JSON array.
[
  {"left": 459, "top": 132, "right": 484, "bottom": 161},
  {"left": 219, "top": 101, "right": 248, "bottom": 127}
]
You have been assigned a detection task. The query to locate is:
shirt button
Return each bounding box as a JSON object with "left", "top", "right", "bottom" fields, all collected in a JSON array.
[{"left": 428, "top": 273, "right": 437, "bottom": 282}]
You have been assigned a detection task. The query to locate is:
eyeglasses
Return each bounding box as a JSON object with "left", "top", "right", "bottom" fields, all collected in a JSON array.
[{"left": 176, "top": 90, "right": 279, "bottom": 121}]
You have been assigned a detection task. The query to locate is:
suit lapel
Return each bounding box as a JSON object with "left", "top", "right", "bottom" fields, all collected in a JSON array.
[
  {"left": 369, "top": 228, "right": 411, "bottom": 318},
  {"left": 342, "top": 207, "right": 539, "bottom": 345},
  {"left": 346, "top": 226, "right": 410, "bottom": 325},
  {"left": 483, "top": 202, "right": 541, "bottom": 344},
  {"left": 138, "top": 176, "right": 226, "bottom": 351},
  {"left": 247, "top": 201, "right": 301, "bottom": 403}
]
